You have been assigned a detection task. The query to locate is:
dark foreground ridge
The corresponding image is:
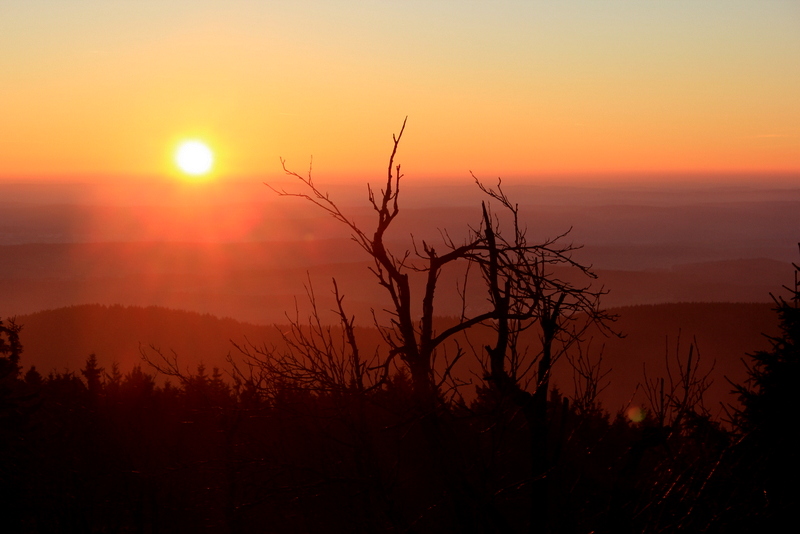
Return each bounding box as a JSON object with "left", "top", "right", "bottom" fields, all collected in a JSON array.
[{"left": 1, "top": 292, "right": 798, "bottom": 532}]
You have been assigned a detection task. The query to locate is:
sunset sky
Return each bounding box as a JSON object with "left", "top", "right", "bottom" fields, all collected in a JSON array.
[{"left": 1, "top": 1, "right": 798, "bottom": 183}]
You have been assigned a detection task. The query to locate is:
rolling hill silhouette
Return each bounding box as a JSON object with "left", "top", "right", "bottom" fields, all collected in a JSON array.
[{"left": 14, "top": 302, "right": 778, "bottom": 413}]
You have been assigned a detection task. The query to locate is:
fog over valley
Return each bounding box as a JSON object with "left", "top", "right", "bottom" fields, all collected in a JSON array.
[{"left": 2, "top": 178, "right": 797, "bottom": 413}]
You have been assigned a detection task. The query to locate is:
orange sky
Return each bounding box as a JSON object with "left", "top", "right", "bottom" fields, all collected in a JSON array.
[{"left": 1, "top": 1, "right": 798, "bottom": 183}]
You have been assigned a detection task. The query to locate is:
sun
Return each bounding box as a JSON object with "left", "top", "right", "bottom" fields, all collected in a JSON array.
[{"left": 175, "top": 140, "right": 214, "bottom": 176}]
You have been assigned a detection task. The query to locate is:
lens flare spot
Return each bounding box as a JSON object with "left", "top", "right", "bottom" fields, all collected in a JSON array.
[{"left": 627, "top": 405, "right": 646, "bottom": 423}]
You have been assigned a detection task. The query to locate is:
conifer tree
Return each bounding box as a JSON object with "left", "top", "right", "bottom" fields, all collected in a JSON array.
[{"left": 734, "top": 246, "right": 800, "bottom": 523}]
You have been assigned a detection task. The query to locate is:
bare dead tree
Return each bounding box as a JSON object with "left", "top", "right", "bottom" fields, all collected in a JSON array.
[
  {"left": 642, "top": 333, "right": 715, "bottom": 434},
  {"left": 472, "top": 180, "right": 615, "bottom": 533},
  {"left": 567, "top": 339, "right": 611, "bottom": 416},
  {"left": 264, "top": 119, "right": 615, "bottom": 533},
  {"left": 267, "top": 119, "right": 491, "bottom": 412},
  {"left": 268, "top": 119, "right": 503, "bottom": 532},
  {"left": 228, "top": 277, "right": 387, "bottom": 400}
]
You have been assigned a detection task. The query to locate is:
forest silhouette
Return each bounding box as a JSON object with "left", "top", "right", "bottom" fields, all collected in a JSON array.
[
  {"left": 2, "top": 276, "right": 798, "bottom": 532},
  {"left": 2, "top": 127, "right": 799, "bottom": 533}
]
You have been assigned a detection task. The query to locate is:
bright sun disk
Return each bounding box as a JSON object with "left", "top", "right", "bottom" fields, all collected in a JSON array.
[{"left": 175, "top": 140, "right": 214, "bottom": 176}]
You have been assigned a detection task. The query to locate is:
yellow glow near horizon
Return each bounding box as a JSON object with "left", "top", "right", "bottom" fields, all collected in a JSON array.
[
  {"left": 1, "top": 3, "right": 798, "bottom": 181},
  {"left": 175, "top": 140, "right": 214, "bottom": 177}
]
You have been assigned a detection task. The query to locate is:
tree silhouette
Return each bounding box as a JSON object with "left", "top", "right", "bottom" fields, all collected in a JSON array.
[
  {"left": 732, "top": 245, "right": 800, "bottom": 525},
  {"left": 0, "top": 317, "right": 27, "bottom": 531},
  {"left": 80, "top": 353, "right": 104, "bottom": 400},
  {"left": 0, "top": 316, "right": 22, "bottom": 381},
  {"left": 269, "top": 119, "right": 613, "bottom": 532}
]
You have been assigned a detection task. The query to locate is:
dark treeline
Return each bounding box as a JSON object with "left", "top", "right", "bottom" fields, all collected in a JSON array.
[{"left": 1, "top": 285, "right": 798, "bottom": 533}]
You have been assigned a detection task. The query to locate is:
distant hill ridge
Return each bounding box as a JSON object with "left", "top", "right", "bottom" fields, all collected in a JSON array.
[
  {"left": 12, "top": 301, "right": 778, "bottom": 412},
  {"left": 15, "top": 304, "right": 276, "bottom": 375},
  {"left": 0, "top": 244, "right": 791, "bottom": 323}
]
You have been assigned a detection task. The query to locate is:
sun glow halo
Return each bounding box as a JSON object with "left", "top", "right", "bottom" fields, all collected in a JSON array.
[{"left": 175, "top": 140, "right": 214, "bottom": 176}]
